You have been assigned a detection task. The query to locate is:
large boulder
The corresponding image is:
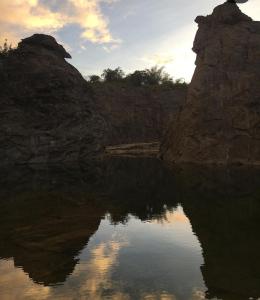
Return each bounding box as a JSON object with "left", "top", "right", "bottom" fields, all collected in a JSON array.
[
  {"left": 0, "top": 34, "right": 105, "bottom": 164},
  {"left": 160, "top": 3, "right": 260, "bottom": 165}
]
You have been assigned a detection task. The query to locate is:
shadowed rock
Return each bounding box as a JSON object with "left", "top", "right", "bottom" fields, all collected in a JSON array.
[
  {"left": 18, "top": 34, "right": 72, "bottom": 59},
  {"left": 0, "top": 34, "right": 105, "bottom": 165},
  {"left": 177, "top": 165, "right": 260, "bottom": 299},
  {"left": 160, "top": 2, "right": 260, "bottom": 165},
  {"left": 92, "top": 82, "right": 187, "bottom": 145}
]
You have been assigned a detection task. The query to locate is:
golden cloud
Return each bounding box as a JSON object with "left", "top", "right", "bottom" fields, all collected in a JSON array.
[{"left": 0, "top": 0, "right": 120, "bottom": 47}]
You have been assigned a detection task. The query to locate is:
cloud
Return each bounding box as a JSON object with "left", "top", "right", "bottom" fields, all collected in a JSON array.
[
  {"left": 68, "top": 0, "right": 119, "bottom": 44},
  {"left": 102, "top": 43, "right": 121, "bottom": 53},
  {"left": 0, "top": 0, "right": 120, "bottom": 47},
  {"left": 142, "top": 53, "right": 174, "bottom": 66}
]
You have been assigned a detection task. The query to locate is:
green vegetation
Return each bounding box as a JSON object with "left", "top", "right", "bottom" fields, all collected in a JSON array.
[{"left": 86, "top": 66, "right": 188, "bottom": 89}]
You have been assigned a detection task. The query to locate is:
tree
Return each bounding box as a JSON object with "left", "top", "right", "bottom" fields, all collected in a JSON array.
[
  {"left": 144, "top": 66, "right": 165, "bottom": 85},
  {"left": 142, "top": 66, "right": 175, "bottom": 86},
  {"left": 173, "top": 78, "right": 188, "bottom": 87},
  {"left": 125, "top": 66, "right": 175, "bottom": 87},
  {"left": 88, "top": 75, "right": 101, "bottom": 83},
  {"left": 102, "top": 67, "right": 125, "bottom": 82},
  {"left": 125, "top": 70, "right": 147, "bottom": 86},
  {"left": 0, "top": 39, "right": 13, "bottom": 58}
]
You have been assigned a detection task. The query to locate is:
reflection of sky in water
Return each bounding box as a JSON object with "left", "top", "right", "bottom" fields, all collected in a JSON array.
[{"left": 0, "top": 206, "right": 206, "bottom": 300}]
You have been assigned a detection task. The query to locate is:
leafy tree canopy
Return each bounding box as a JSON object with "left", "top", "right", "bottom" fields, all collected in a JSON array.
[
  {"left": 86, "top": 65, "right": 188, "bottom": 88},
  {"left": 101, "top": 67, "right": 125, "bottom": 82}
]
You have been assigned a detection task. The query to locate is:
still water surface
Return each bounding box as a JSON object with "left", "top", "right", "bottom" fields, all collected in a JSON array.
[{"left": 0, "top": 157, "right": 259, "bottom": 300}]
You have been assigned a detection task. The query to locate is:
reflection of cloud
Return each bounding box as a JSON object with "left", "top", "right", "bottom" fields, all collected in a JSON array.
[
  {"left": 164, "top": 209, "right": 189, "bottom": 224},
  {"left": 142, "top": 292, "right": 176, "bottom": 299},
  {"left": 0, "top": 0, "right": 120, "bottom": 47},
  {"left": 152, "top": 205, "right": 190, "bottom": 225},
  {"left": 0, "top": 240, "right": 128, "bottom": 300},
  {"left": 76, "top": 240, "right": 126, "bottom": 298},
  {"left": 191, "top": 288, "right": 206, "bottom": 300},
  {"left": 0, "top": 259, "right": 51, "bottom": 300},
  {"left": 0, "top": 213, "right": 204, "bottom": 299}
]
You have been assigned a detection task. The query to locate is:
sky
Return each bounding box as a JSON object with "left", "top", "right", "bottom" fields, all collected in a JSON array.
[{"left": 1, "top": 0, "right": 259, "bottom": 82}]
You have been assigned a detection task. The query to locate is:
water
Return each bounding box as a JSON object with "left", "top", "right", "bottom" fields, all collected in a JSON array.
[{"left": 0, "top": 157, "right": 260, "bottom": 300}]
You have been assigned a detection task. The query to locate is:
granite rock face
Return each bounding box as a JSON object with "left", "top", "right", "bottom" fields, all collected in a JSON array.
[
  {"left": 0, "top": 34, "right": 105, "bottom": 165},
  {"left": 160, "top": 3, "right": 260, "bottom": 164},
  {"left": 92, "top": 82, "right": 187, "bottom": 145}
]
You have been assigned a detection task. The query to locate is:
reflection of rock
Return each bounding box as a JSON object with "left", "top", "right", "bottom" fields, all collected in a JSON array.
[
  {"left": 177, "top": 166, "right": 260, "bottom": 300},
  {"left": 97, "top": 157, "right": 178, "bottom": 222},
  {"left": 1, "top": 160, "right": 260, "bottom": 297},
  {"left": 0, "top": 158, "right": 177, "bottom": 286},
  {"left": 0, "top": 178, "right": 104, "bottom": 285},
  {"left": 160, "top": 3, "right": 260, "bottom": 164},
  {"left": 0, "top": 34, "right": 105, "bottom": 165}
]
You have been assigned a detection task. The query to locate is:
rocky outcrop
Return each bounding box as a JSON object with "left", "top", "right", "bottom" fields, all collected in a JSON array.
[
  {"left": 92, "top": 82, "right": 187, "bottom": 145},
  {"left": 160, "top": 2, "right": 260, "bottom": 164},
  {"left": 0, "top": 34, "right": 105, "bottom": 165},
  {"left": 178, "top": 165, "right": 260, "bottom": 300}
]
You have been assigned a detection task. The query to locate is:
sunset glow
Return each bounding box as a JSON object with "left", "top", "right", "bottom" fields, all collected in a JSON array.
[{"left": 1, "top": 1, "right": 259, "bottom": 82}]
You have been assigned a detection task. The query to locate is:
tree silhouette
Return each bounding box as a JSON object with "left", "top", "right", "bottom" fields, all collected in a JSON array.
[
  {"left": 88, "top": 75, "right": 101, "bottom": 83},
  {"left": 102, "top": 67, "right": 125, "bottom": 82},
  {"left": 0, "top": 39, "right": 13, "bottom": 58}
]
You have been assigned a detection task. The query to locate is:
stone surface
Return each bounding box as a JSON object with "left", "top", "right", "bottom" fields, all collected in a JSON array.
[
  {"left": 92, "top": 82, "right": 187, "bottom": 145},
  {"left": 160, "top": 2, "right": 260, "bottom": 165},
  {"left": 0, "top": 34, "right": 105, "bottom": 165}
]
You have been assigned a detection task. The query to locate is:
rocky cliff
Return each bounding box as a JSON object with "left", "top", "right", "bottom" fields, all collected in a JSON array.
[
  {"left": 160, "top": 2, "right": 260, "bottom": 164},
  {"left": 92, "top": 82, "right": 187, "bottom": 145},
  {"left": 0, "top": 34, "right": 105, "bottom": 165},
  {"left": 177, "top": 165, "right": 260, "bottom": 300}
]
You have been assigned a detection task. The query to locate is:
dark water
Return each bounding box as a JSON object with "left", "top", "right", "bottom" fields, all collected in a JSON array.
[{"left": 0, "top": 158, "right": 260, "bottom": 300}]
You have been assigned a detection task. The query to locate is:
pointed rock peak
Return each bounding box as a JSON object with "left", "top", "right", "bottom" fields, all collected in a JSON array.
[
  {"left": 18, "top": 34, "right": 71, "bottom": 59},
  {"left": 212, "top": 1, "right": 252, "bottom": 22},
  {"left": 196, "top": 1, "right": 252, "bottom": 25}
]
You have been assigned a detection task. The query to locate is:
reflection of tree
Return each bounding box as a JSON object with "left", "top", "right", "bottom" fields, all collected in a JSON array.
[
  {"left": 177, "top": 166, "right": 260, "bottom": 300},
  {"left": 1, "top": 159, "right": 259, "bottom": 298},
  {"left": 96, "top": 157, "right": 178, "bottom": 223},
  {"left": 0, "top": 158, "right": 178, "bottom": 286}
]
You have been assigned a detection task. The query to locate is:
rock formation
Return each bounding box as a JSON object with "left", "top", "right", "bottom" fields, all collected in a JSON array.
[
  {"left": 178, "top": 165, "right": 260, "bottom": 300},
  {"left": 160, "top": 2, "right": 260, "bottom": 164},
  {"left": 92, "top": 82, "right": 187, "bottom": 145},
  {"left": 0, "top": 34, "right": 105, "bottom": 165}
]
